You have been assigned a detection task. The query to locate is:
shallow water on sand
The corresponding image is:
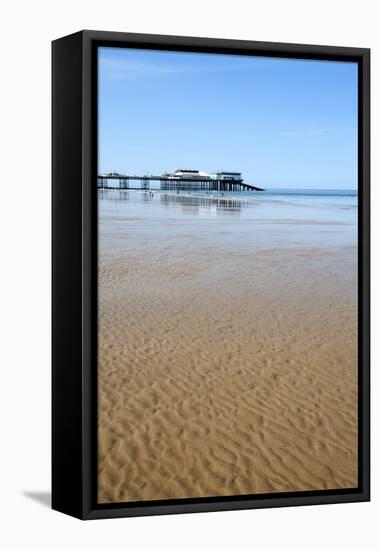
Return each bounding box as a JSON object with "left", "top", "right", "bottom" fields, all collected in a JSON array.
[{"left": 99, "top": 188, "right": 357, "bottom": 251}]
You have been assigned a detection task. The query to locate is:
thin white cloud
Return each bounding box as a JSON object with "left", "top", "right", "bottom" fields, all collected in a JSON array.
[
  {"left": 278, "top": 127, "right": 337, "bottom": 138},
  {"left": 99, "top": 54, "right": 264, "bottom": 80},
  {"left": 100, "top": 57, "right": 178, "bottom": 79}
]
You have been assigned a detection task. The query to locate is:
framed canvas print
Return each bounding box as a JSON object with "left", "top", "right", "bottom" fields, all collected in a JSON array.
[{"left": 52, "top": 30, "right": 370, "bottom": 520}]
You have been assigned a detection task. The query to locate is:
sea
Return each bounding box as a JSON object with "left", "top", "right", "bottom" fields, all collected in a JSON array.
[{"left": 98, "top": 188, "right": 358, "bottom": 252}]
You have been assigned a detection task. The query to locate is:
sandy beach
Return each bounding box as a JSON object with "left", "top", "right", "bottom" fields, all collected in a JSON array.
[{"left": 97, "top": 190, "right": 358, "bottom": 503}]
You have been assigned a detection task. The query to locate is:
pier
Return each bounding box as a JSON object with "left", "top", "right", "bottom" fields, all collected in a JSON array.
[{"left": 97, "top": 174, "right": 264, "bottom": 192}]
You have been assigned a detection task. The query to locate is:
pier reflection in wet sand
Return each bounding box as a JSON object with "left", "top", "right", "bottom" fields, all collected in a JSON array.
[
  {"left": 160, "top": 192, "right": 246, "bottom": 216},
  {"left": 98, "top": 189, "right": 247, "bottom": 216}
]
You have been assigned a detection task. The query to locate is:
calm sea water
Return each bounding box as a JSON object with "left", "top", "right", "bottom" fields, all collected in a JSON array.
[{"left": 98, "top": 188, "right": 358, "bottom": 251}]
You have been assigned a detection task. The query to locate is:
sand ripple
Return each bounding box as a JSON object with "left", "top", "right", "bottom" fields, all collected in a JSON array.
[{"left": 98, "top": 237, "right": 357, "bottom": 503}]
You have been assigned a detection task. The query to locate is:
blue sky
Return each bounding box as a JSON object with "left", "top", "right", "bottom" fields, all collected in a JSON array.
[{"left": 98, "top": 47, "right": 358, "bottom": 190}]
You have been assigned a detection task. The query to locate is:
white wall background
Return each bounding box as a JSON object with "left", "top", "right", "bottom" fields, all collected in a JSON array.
[{"left": 0, "top": 0, "right": 376, "bottom": 548}]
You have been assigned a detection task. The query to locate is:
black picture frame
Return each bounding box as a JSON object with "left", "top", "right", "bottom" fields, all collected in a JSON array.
[{"left": 52, "top": 30, "right": 370, "bottom": 520}]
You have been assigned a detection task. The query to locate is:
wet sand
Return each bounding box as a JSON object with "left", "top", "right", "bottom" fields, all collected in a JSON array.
[{"left": 98, "top": 191, "right": 358, "bottom": 503}]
